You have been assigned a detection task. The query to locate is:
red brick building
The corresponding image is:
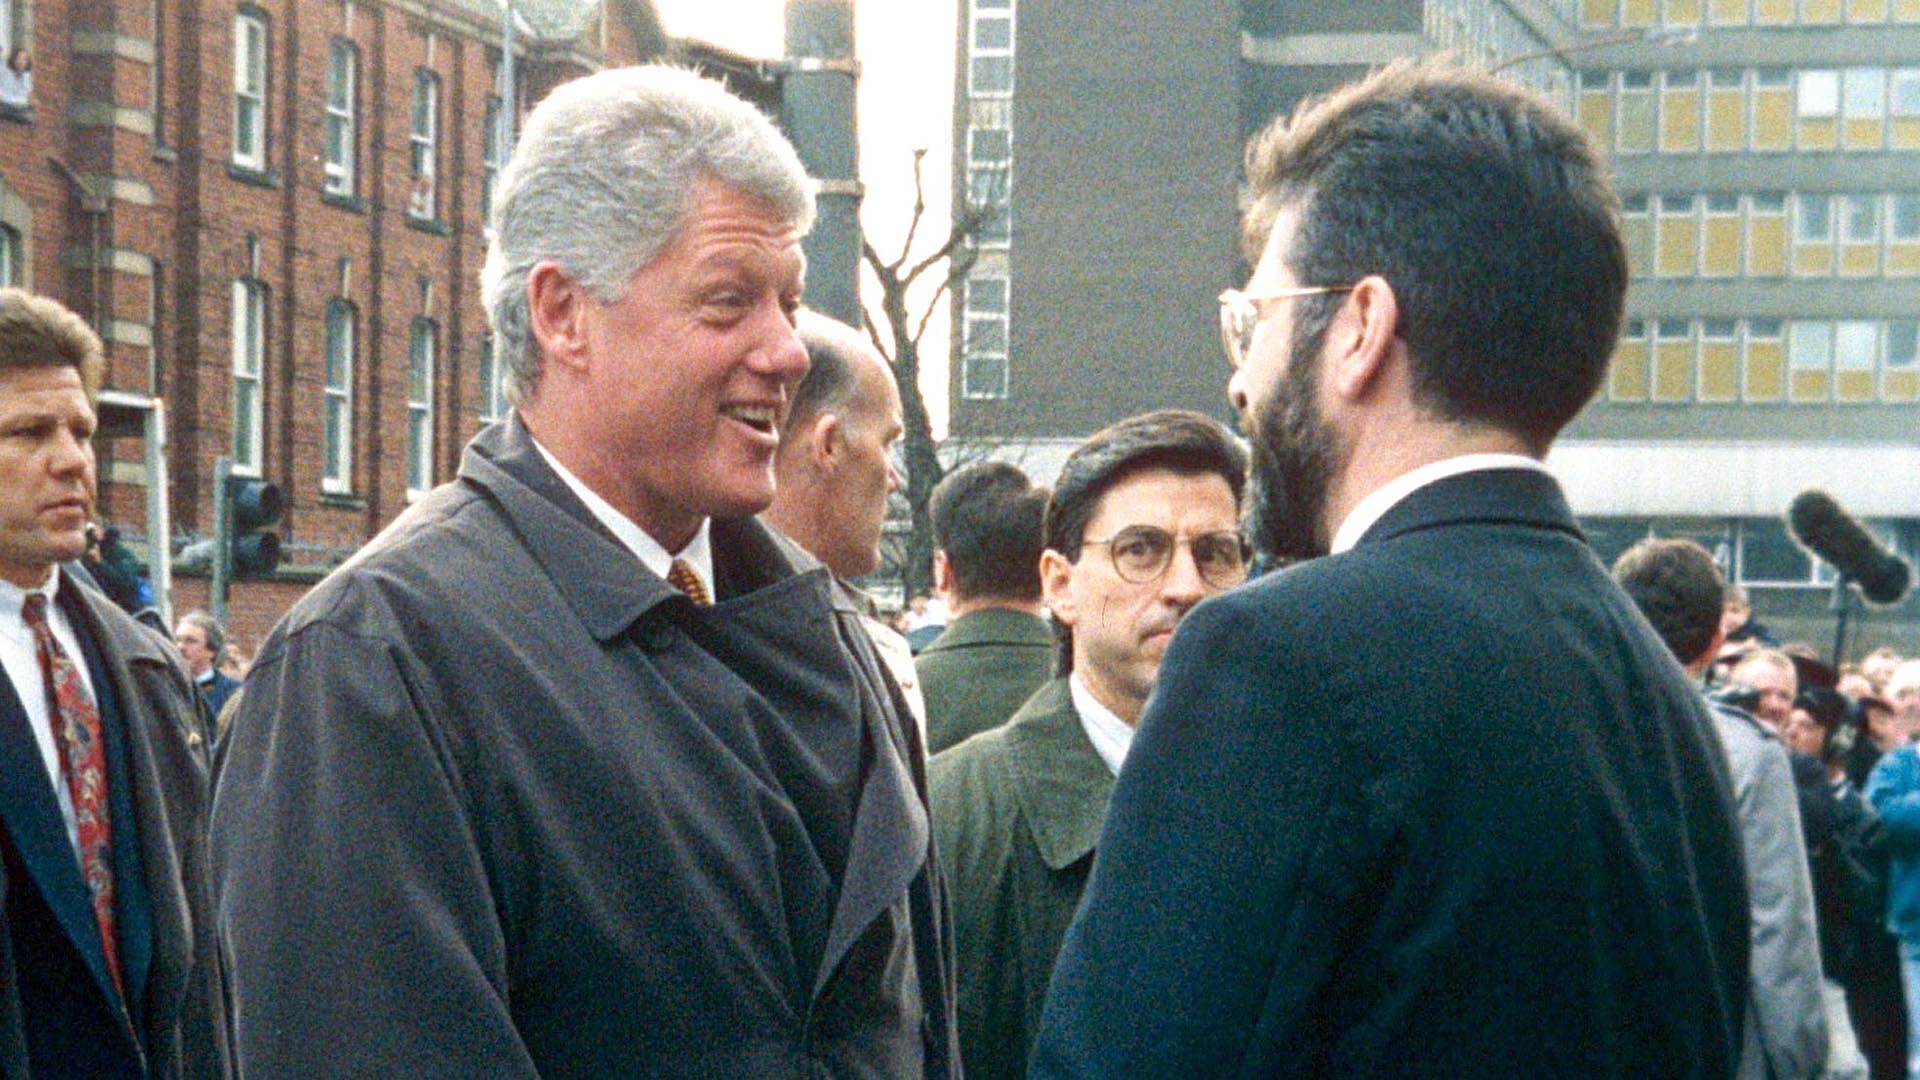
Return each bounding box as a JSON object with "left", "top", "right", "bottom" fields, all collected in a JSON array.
[{"left": 0, "top": 0, "right": 682, "bottom": 647}]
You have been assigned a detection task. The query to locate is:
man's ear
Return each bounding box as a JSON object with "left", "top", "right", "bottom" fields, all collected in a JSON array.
[
  {"left": 810, "top": 412, "right": 844, "bottom": 473},
  {"left": 1039, "top": 549, "right": 1078, "bottom": 627},
  {"left": 526, "top": 261, "right": 592, "bottom": 376},
  {"left": 932, "top": 550, "right": 953, "bottom": 597},
  {"left": 1327, "top": 274, "right": 1400, "bottom": 403}
]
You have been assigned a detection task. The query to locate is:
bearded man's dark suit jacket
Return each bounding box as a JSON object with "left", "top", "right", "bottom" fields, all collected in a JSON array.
[
  {"left": 1031, "top": 467, "right": 1749, "bottom": 1079},
  {"left": 212, "top": 418, "right": 959, "bottom": 1079},
  {"left": 0, "top": 572, "right": 228, "bottom": 1079}
]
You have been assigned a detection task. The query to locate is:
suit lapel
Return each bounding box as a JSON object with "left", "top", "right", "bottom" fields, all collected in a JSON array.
[
  {"left": 1003, "top": 680, "right": 1114, "bottom": 871},
  {"left": 0, "top": 631, "right": 118, "bottom": 1004},
  {"left": 63, "top": 580, "right": 194, "bottom": 1035}
]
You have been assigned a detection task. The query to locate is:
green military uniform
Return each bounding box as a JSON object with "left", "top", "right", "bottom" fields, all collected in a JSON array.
[
  {"left": 916, "top": 608, "right": 1054, "bottom": 754},
  {"left": 929, "top": 678, "right": 1112, "bottom": 1080}
]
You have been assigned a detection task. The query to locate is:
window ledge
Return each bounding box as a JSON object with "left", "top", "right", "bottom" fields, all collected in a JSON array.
[
  {"left": 227, "top": 163, "right": 282, "bottom": 189},
  {"left": 319, "top": 490, "right": 366, "bottom": 509},
  {"left": 404, "top": 214, "right": 451, "bottom": 237},
  {"left": 322, "top": 190, "right": 368, "bottom": 215},
  {"left": 151, "top": 144, "right": 178, "bottom": 163}
]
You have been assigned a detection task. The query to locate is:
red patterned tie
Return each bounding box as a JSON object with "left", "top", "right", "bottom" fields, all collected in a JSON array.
[
  {"left": 20, "top": 594, "right": 124, "bottom": 1000},
  {"left": 665, "top": 558, "right": 711, "bottom": 606}
]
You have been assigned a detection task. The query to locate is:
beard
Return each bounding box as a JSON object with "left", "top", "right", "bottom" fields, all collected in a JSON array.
[{"left": 1246, "top": 326, "right": 1340, "bottom": 567}]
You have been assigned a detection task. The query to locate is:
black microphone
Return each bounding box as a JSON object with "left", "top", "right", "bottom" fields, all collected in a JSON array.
[{"left": 1786, "top": 489, "right": 1913, "bottom": 606}]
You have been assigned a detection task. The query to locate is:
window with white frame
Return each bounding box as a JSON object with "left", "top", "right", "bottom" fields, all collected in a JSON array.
[
  {"left": 962, "top": 274, "right": 1009, "bottom": 400},
  {"left": 1894, "top": 69, "right": 1920, "bottom": 117},
  {"left": 230, "top": 279, "right": 266, "bottom": 473},
  {"left": 323, "top": 300, "right": 354, "bottom": 492},
  {"left": 1796, "top": 193, "right": 1833, "bottom": 242},
  {"left": 482, "top": 94, "right": 501, "bottom": 226},
  {"left": 409, "top": 70, "right": 439, "bottom": 219},
  {"left": 1845, "top": 67, "right": 1886, "bottom": 120},
  {"left": 324, "top": 41, "right": 357, "bottom": 196},
  {"left": 1797, "top": 69, "right": 1839, "bottom": 118},
  {"left": 232, "top": 10, "right": 268, "bottom": 170},
  {"left": 1888, "top": 320, "right": 1919, "bottom": 369},
  {"left": 407, "top": 318, "right": 435, "bottom": 494},
  {"left": 1836, "top": 319, "right": 1878, "bottom": 369},
  {"left": 0, "top": 223, "right": 18, "bottom": 287},
  {"left": 1843, "top": 194, "right": 1880, "bottom": 242},
  {"left": 969, "top": 0, "right": 1013, "bottom": 97},
  {"left": 1896, "top": 194, "right": 1920, "bottom": 240}
]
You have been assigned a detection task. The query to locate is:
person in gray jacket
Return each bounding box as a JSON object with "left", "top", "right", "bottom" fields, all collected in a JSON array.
[
  {"left": 1616, "top": 538, "right": 1830, "bottom": 1080},
  {"left": 210, "top": 66, "right": 957, "bottom": 1079}
]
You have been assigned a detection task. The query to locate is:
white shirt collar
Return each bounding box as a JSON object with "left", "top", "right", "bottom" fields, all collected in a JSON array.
[
  {"left": 1069, "top": 672, "right": 1134, "bottom": 778},
  {"left": 0, "top": 565, "right": 59, "bottom": 619},
  {"left": 1329, "top": 453, "right": 1550, "bottom": 555},
  {"left": 531, "top": 437, "right": 713, "bottom": 597}
]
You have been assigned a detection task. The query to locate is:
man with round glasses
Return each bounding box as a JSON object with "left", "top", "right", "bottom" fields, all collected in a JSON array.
[{"left": 928, "top": 409, "right": 1247, "bottom": 1080}]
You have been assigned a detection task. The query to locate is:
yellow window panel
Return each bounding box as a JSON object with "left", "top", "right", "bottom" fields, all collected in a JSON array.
[
  {"left": 1658, "top": 220, "right": 1698, "bottom": 276},
  {"left": 1700, "top": 343, "right": 1739, "bottom": 400},
  {"left": 1848, "top": 0, "right": 1890, "bottom": 18},
  {"left": 1579, "top": 92, "right": 1615, "bottom": 145},
  {"left": 1654, "top": 342, "right": 1694, "bottom": 401},
  {"left": 1749, "top": 216, "right": 1788, "bottom": 274},
  {"left": 1900, "top": 0, "right": 1920, "bottom": 18},
  {"left": 1804, "top": 0, "right": 1843, "bottom": 19},
  {"left": 1745, "top": 342, "right": 1786, "bottom": 400},
  {"left": 1753, "top": 92, "right": 1793, "bottom": 148},
  {"left": 1756, "top": 0, "right": 1795, "bottom": 19},
  {"left": 1619, "top": 95, "right": 1657, "bottom": 151},
  {"left": 1668, "top": 0, "right": 1705, "bottom": 19},
  {"left": 1891, "top": 117, "right": 1920, "bottom": 146},
  {"left": 1839, "top": 242, "right": 1879, "bottom": 275},
  {"left": 1886, "top": 369, "right": 1920, "bottom": 400},
  {"left": 1707, "top": 91, "right": 1746, "bottom": 148},
  {"left": 1791, "top": 369, "right": 1831, "bottom": 401},
  {"left": 1703, "top": 219, "right": 1741, "bottom": 275},
  {"left": 1622, "top": 217, "right": 1655, "bottom": 278},
  {"left": 1710, "top": 0, "right": 1750, "bottom": 19},
  {"left": 1797, "top": 117, "right": 1839, "bottom": 149},
  {"left": 1836, "top": 370, "right": 1876, "bottom": 400},
  {"left": 1611, "top": 344, "right": 1651, "bottom": 400},
  {"left": 1793, "top": 243, "right": 1835, "bottom": 275},
  {"left": 1661, "top": 91, "right": 1701, "bottom": 149},
  {"left": 1845, "top": 117, "right": 1885, "bottom": 148},
  {"left": 1887, "top": 243, "right": 1920, "bottom": 274},
  {"left": 1623, "top": 0, "right": 1658, "bottom": 22},
  {"left": 1584, "top": 0, "right": 1618, "bottom": 23}
]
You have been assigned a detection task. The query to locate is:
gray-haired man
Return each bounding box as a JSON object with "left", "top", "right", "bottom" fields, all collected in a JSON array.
[{"left": 212, "top": 66, "right": 958, "bottom": 1079}]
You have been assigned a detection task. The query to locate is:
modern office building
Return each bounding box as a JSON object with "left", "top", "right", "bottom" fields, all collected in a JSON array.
[{"left": 951, "top": 0, "right": 1920, "bottom": 648}]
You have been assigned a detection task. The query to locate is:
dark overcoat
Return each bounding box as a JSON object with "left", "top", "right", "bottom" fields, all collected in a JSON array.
[
  {"left": 1031, "top": 467, "right": 1750, "bottom": 1079},
  {"left": 210, "top": 419, "right": 959, "bottom": 1079},
  {"left": 917, "top": 609, "right": 1055, "bottom": 754},
  {"left": 0, "top": 572, "right": 229, "bottom": 1079}
]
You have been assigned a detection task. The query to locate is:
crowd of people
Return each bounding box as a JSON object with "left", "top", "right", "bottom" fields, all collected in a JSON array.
[{"left": 1, "top": 51, "right": 1917, "bottom": 1080}]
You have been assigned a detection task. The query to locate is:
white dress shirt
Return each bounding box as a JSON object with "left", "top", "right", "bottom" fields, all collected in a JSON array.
[
  {"left": 1070, "top": 672, "right": 1135, "bottom": 778},
  {"left": 533, "top": 438, "right": 714, "bottom": 600},
  {"left": 0, "top": 570, "right": 96, "bottom": 859},
  {"left": 1329, "top": 453, "right": 1552, "bottom": 555}
]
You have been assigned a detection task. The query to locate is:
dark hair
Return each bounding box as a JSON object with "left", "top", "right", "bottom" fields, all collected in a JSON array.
[
  {"left": 930, "top": 461, "right": 1048, "bottom": 603},
  {"left": 787, "top": 322, "right": 863, "bottom": 431},
  {"left": 1612, "top": 538, "right": 1725, "bottom": 667},
  {"left": 1243, "top": 59, "right": 1626, "bottom": 451},
  {"left": 1045, "top": 410, "right": 1249, "bottom": 672}
]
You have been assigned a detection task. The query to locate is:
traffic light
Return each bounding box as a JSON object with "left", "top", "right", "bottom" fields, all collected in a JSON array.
[{"left": 225, "top": 476, "right": 283, "bottom": 578}]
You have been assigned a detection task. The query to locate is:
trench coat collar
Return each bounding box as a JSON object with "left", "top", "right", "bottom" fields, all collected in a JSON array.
[
  {"left": 460, "top": 418, "right": 808, "bottom": 642},
  {"left": 919, "top": 607, "right": 1053, "bottom": 655},
  {"left": 1003, "top": 679, "right": 1114, "bottom": 871},
  {"left": 1356, "top": 466, "right": 1583, "bottom": 551}
]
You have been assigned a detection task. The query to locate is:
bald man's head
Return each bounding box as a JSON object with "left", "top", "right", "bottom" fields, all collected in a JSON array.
[{"left": 766, "top": 312, "right": 905, "bottom": 578}]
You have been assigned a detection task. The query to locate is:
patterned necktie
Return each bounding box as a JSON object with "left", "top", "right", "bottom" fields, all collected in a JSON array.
[
  {"left": 665, "top": 558, "right": 711, "bottom": 606},
  {"left": 20, "top": 594, "right": 124, "bottom": 1000}
]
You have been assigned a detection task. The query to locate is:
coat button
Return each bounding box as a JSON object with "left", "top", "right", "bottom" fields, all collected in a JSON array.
[{"left": 636, "top": 622, "right": 675, "bottom": 654}]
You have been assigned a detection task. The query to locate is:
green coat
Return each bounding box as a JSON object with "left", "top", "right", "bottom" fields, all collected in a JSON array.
[
  {"left": 916, "top": 608, "right": 1055, "bottom": 754},
  {"left": 929, "top": 679, "right": 1113, "bottom": 1080}
]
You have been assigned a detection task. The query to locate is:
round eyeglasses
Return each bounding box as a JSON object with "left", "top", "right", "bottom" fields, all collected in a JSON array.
[
  {"left": 1217, "top": 284, "right": 1354, "bottom": 371},
  {"left": 1079, "top": 525, "right": 1253, "bottom": 590}
]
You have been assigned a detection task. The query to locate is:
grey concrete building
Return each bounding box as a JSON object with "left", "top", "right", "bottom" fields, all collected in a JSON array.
[{"left": 950, "top": 0, "right": 1920, "bottom": 651}]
